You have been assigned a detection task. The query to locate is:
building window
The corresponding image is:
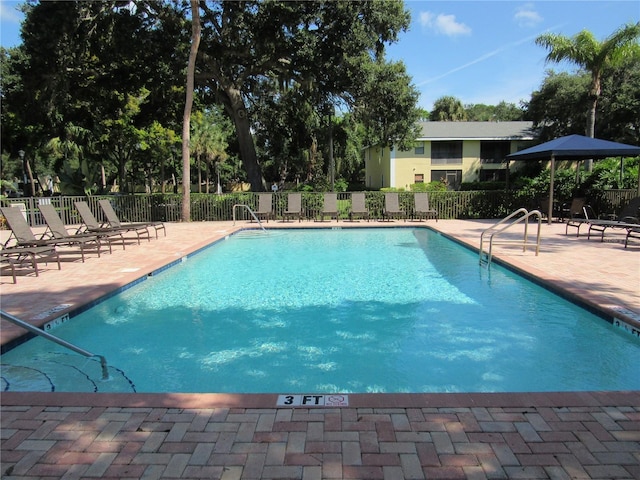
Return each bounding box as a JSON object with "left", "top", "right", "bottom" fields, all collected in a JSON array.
[
  {"left": 480, "top": 141, "right": 510, "bottom": 164},
  {"left": 431, "top": 170, "right": 462, "bottom": 190},
  {"left": 414, "top": 143, "right": 424, "bottom": 155},
  {"left": 414, "top": 174, "right": 424, "bottom": 183},
  {"left": 431, "top": 141, "right": 462, "bottom": 164},
  {"left": 479, "top": 169, "right": 506, "bottom": 181}
]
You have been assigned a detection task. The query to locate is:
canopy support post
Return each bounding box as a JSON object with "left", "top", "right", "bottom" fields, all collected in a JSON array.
[{"left": 548, "top": 155, "right": 555, "bottom": 225}]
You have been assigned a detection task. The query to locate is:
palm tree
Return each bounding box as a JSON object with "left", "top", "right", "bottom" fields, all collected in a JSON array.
[
  {"left": 191, "top": 111, "right": 229, "bottom": 194},
  {"left": 429, "top": 96, "right": 467, "bottom": 121},
  {"left": 536, "top": 23, "right": 640, "bottom": 143}
]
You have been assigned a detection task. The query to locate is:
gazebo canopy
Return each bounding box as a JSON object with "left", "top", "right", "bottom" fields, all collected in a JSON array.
[
  {"left": 507, "top": 134, "right": 640, "bottom": 161},
  {"left": 506, "top": 134, "right": 640, "bottom": 224}
]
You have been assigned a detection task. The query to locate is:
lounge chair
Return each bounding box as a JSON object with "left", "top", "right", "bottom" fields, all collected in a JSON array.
[
  {"left": 349, "top": 193, "right": 369, "bottom": 222},
  {"left": 282, "top": 193, "right": 302, "bottom": 222},
  {"left": 316, "top": 193, "right": 339, "bottom": 222},
  {"left": 625, "top": 225, "right": 640, "bottom": 248},
  {"left": 1, "top": 244, "right": 61, "bottom": 282},
  {"left": 254, "top": 193, "right": 274, "bottom": 222},
  {"left": 0, "top": 252, "right": 17, "bottom": 282},
  {"left": 537, "top": 196, "right": 556, "bottom": 221},
  {"left": 383, "top": 193, "right": 405, "bottom": 221},
  {"left": 560, "top": 197, "right": 586, "bottom": 223},
  {"left": 587, "top": 196, "right": 640, "bottom": 241},
  {"left": 412, "top": 193, "right": 438, "bottom": 222},
  {"left": 99, "top": 199, "right": 166, "bottom": 239},
  {"left": 0, "top": 206, "right": 102, "bottom": 262},
  {"left": 564, "top": 198, "right": 590, "bottom": 236},
  {"left": 39, "top": 202, "right": 125, "bottom": 252},
  {"left": 75, "top": 201, "right": 149, "bottom": 245}
]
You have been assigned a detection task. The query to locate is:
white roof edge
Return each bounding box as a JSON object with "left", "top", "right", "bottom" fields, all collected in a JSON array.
[{"left": 416, "top": 136, "right": 535, "bottom": 141}]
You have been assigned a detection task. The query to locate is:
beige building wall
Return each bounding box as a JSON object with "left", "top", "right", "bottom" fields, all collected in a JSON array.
[
  {"left": 393, "top": 142, "right": 431, "bottom": 190},
  {"left": 364, "top": 135, "right": 535, "bottom": 189},
  {"left": 462, "top": 140, "right": 481, "bottom": 183},
  {"left": 364, "top": 146, "right": 391, "bottom": 189}
]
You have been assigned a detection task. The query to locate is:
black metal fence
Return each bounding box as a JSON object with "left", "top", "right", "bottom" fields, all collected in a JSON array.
[{"left": 1, "top": 190, "right": 637, "bottom": 227}]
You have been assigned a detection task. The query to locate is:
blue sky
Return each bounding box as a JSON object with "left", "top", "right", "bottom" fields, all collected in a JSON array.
[
  {"left": 2, "top": 1, "right": 639, "bottom": 111},
  {"left": 389, "top": 0, "right": 639, "bottom": 110}
]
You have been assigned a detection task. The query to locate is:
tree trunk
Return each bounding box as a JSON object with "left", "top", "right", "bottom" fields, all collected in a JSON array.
[
  {"left": 160, "top": 157, "right": 166, "bottom": 194},
  {"left": 222, "top": 86, "right": 266, "bottom": 192},
  {"left": 100, "top": 164, "right": 106, "bottom": 191},
  {"left": 118, "top": 155, "right": 127, "bottom": 194},
  {"left": 25, "top": 158, "right": 36, "bottom": 197},
  {"left": 584, "top": 72, "right": 601, "bottom": 172},
  {"left": 182, "top": 0, "right": 201, "bottom": 221}
]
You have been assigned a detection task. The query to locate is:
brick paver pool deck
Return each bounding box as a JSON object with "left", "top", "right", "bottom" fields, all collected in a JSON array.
[{"left": 1, "top": 219, "right": 639, "bottom": 479}]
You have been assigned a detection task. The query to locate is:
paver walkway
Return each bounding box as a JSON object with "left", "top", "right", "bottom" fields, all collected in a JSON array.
[
  {"left": 2, "top": 219, "right": 639, "bottom": 479},
  {"left": 2, "top": 391, "right": 639, "bottom": 479}
]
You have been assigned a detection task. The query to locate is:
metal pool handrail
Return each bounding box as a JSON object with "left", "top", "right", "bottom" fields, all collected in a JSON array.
[
  {"left": 1, "top": 310, "right": 109, "bottom": 380},
  {"left": 480, "top": 208, "right": 543, "bottom": 266},
  {"left": 232, "top": 204, "right": 267, "bottom": 232}
]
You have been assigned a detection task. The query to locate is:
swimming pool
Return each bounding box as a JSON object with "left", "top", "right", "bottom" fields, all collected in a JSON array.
[{"left": 2, "top": 228, "right": 639, "bottom": 393}]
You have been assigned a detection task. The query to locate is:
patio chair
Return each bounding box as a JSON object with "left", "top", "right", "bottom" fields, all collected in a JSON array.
[
  {"left": 383, "top": 192, "right": 405, "bottom": 221},
  {"left": 254, "top": 193, "right": 274, "bottom": 222},
  {"left": 99, "top": 199, "right": 166, "bottom": 239},
  {"left": 0, "top": 206, "right": 102, "bottom": 262},
  {"left": 587, "top": 196, "right": 640, "bottom": 242},
  {"left": 316, "top": 193, "right": 339, "bottom": 222},
  {"left": 75, "top": 201, "right": 149, "bottom": 245},
  {"left": 563, "top": 198, "right": 590, "bottom": 236},
  {"left": 39, "top": 202, "right": 125, "bottom": 253},
  {"left": 349, "top": 193, "right": 369, "bottom": 222},
  {"left": 1, "top": 244, "right": 61, "bottom": 282},
  {"left": 561, "top": 197, "right": 586, "bottom": 223},
  {"left": 282, "top": 193, "right": 303, "bottom": 222},
  {"left": 412, "top": 193, "right": 438, "bottom": 222}
]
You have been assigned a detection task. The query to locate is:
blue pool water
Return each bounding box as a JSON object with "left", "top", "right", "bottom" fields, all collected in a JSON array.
[{"left": 2, "top": 228, "right": 639, "bottom": 393}]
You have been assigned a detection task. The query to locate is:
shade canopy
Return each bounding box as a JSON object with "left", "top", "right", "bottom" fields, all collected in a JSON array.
[
  {"left": 506, "top": 134, "right": 640, "bottom": 161},
  {"left": 506, "top": 135, "right": 640, "bottom": 224}
]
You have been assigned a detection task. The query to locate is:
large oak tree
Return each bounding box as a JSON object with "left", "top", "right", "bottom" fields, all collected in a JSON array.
[{"left": 194, "top": 0, "right": 415, "bottom": 191}]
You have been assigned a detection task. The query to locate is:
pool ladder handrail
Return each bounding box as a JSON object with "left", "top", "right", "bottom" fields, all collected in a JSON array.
[
  {"left": 479, "top": 208, "right": 543, "bottom": 266},
  {"left": 0, "top": 310, "right": 109, "bottom": 380},
  {"left": 232, "top": 204, "right": 267, "bottom": 232}
]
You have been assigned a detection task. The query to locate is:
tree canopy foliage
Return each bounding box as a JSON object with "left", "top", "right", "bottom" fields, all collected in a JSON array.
[
  {"left": 1, "top": 0, "right": 425, "bottom": 195},
  {"left": 2, "top": 2, "right": 637, "bottom": 200},
  {"left": 525, "top": 48, "right": 640, "bottom": 145},
  {"left": 536, "top": 22, "right": 640, "bottom": 141},
  {"left": 2, "top": 1, "right": 189, "bottom": 194},
  {"left": 429, "top": 96, "right": 467, "bottom": 121},
  {"left": 194, "top": 0, "right": 418, "bottom": 190}
]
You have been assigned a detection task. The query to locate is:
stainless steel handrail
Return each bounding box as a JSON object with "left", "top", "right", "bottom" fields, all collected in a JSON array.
[
  {"left": 480, "top": 209, "right": 542, "bottom": 266},
  {"left": 232, "top": 204, "right": 266, "bottom": 232},
  {"left": 1, "top": 310, "right": 109, "bottom": 380}
]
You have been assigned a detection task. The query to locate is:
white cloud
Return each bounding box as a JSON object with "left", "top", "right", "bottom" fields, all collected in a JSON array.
[
  {"left": 419, "top": 11, "right": 471, "bottom": 37},
  {"left": 514, "top": 4, "right": 543, "bottom": 27},
  {"left": 0, "top": 2, "right": 22, "bottom": 23}
]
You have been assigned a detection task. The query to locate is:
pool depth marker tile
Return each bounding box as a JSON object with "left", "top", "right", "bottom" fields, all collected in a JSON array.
[{"left": 277, "top": 394, "right": 349, "bottom": 407}]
